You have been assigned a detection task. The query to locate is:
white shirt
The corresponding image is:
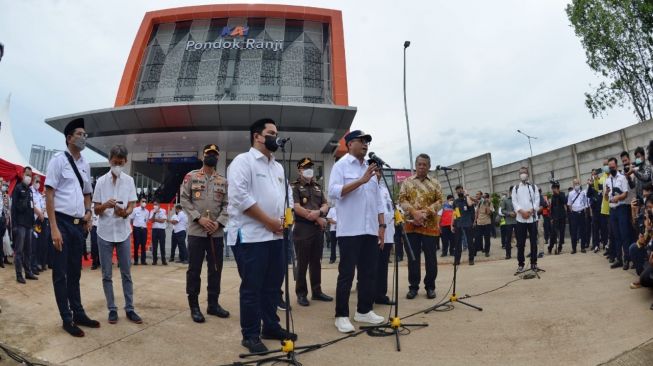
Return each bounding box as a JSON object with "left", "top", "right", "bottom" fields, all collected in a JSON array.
[
  {"left": 326, "top": 207, "right": 337, "bottom": 232},
  {"left": 130, "top": 206, "right": 149, "bottom": 228},
  {"left": 226, "top": 147, "right": 290, "bottom": 246},
  {"left": 171, "top": 211, "right": 188, "bottom": 233},
  {"left": 45, "top": 150, "right": 92, "bottom": 218},
  {"left": 328, "top": 153, "right": 384, "bottom": 237},
  {"left": 567, "top": 189, "right": 589, "bottom": 212},
  {"left": 379, "top": 183, "right": 395, "bottom": 243},
  {"left": 149, "top": 207, "right": 167, "bottom": 229},
  {"left": 605, "top": 172, "right": 629, "bottom": 208},
  {"left": 511, "top": 181, "right": 540, "bottom": 224},
  {"left": 31, "top": 186, "right": 45, "bottom": 220},
  {"left": 92, "top": 171, "right": 138, "bottom": 242}
]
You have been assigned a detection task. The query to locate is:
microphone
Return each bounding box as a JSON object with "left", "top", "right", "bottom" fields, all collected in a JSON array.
[
  {"left": 275, "top": 137, "right": 290, "bottom": 147},
  {"left": 436, "top": 165, "right": 456, "bottom": 171},
  {"left": 368, "top": 152, "right": 389, "bottom": 167}
]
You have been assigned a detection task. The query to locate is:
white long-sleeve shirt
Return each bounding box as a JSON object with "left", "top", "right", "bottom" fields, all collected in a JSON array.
[
  {"left": 328, "top": 153, "right": 384, "bottom": 237},
  {"left": 511, "top": 182, "right": 540, "bottom": 224},
  {"left": 226, "top": 147, "right": 292, "bottom": 246}
]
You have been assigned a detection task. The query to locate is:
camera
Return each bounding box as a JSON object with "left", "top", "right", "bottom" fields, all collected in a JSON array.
[{"left": 549, "top": 178, "right": 560, "bottom": 187}]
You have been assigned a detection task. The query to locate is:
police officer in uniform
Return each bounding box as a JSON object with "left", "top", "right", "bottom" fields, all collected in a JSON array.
[
  {"left": 291, "top": 157, "right": 333, "bottom": 306},
  {"left": 181, "top": 144, "right": 230, "bottom": 323}
]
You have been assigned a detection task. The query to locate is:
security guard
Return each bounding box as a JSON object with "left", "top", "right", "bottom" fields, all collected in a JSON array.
[
  {"left": 180, "top": 144, "right": 230, "bottom": 323},
  {"left": 291, "top": 157, "right": 333, "bottom": 306}
]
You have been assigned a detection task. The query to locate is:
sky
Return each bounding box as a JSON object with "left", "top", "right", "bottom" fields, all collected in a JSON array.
[{"left": 0, "top": 0, "right": 639, "bottom": 169}]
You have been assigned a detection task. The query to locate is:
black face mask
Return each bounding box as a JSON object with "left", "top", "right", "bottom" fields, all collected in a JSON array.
[
  {"left": 609, "top": 168, "right": 617, "bottom": 176},
  {"left": 457, "top": 192, "right": 464, "bottom": 199},
  {"left": 204, "top": 155, "right": 218, "bottom": 167},
  {"left": 264, "top": 135, "right": 279, "bottom": 152}
]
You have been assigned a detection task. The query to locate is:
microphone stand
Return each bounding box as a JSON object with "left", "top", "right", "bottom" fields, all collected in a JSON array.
[
  {"left": 424, "top": 167, "right": 483, "bottom": 314},
  {"left": 360, "top": 162, "right": 428, "bottom": 352}
]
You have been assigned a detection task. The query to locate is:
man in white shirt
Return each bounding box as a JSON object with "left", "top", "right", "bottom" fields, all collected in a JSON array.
[
  {"left": 328, "top": 130, "right": 386, "bottom": 333},
  {"left": 227, "top": 118, "right": 296, "bottom": 354},
  {"left": 567, "top": 178, "right": 589, "bottom": 254},
  {"left": 169, "top": 204, "right": 188, "bottom": 263},
  {"left": 92, "top": 145, "right": 142, "bottom": 325},
  {"left": 31, "top": 175, "right": 46, "bottom": 274},
  {"left": 130, "top": 198, "right": 149, "bottom": 265},
  {"left": 605, "top": 157, "right": 632, "bottom": 269},
  {"left": 326, "top": 205, "right": 338, "bottom": 264},
  {"left": 511, "top": 166, "right": 541, "bottom": 273},
  {"left": 374, "top": 170, "right": 396, "bottom": 306},
  {"left": 149, "top": 200, "right": 168, "bottom": 265},
  {"left": 45, "top": 118, "right": 99, "bottom": 337}
]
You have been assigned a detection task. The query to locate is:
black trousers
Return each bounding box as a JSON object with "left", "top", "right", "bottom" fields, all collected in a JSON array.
[
  {"left": 543, "top": 216, "right": 552, "bottom": 244},
  {"left": 569, "top": 211, "right": 588, "bottom": 250},
  {"left": 474, "top": 224, "right": 492, "bottom": 254},
  {"left": 440, "top": 227, "right": 453, "bottom": 255},
  {"left": 171, "top": 230, "right": 188, "bottom": 261},
  {"left": 186, "top": 236, "right": 224, "bottom": 302},
  {"left": 516, "top": 222, "right": 538, "bottom": 267},
  {"left": 503, "top": 224, "right": 516, "bottom": 258},
  {"left": 90, "top": 225, "right": 99, "bottom": 266},
  {"left": 453, "top": 226, "right": 474, "bottom": 264},
  {"left": 52, "top": 214, "right": 86, "bottom": 323},
  {"left": 549, "top": 217, "right": 566, "bottom": 249},
  {"left": 133, "top": 227, "right": 147, "bottom": 263},
  {"left": 406, "top": 233, "right": 437, "bottom": 291},
  {"left": 375, "top": 243, "right": 392, "bottom": 301},
  {"left": 335, "top": 235, "right": 378, "bottom": 317},
  {"left": 294, "top": 230, "right": 324, "bottom": 297},
  {"left": 151, "top": 228, "right": 166, "bottom": 263},
  {"left": 329, "top": 231, "right": 338, "bottom": 261}
]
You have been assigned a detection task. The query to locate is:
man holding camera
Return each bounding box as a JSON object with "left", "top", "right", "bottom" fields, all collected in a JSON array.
[
  {"left": 511, "top": 167, "right": 541, "bottom": 272},
  {"left": 605, "top": 157, "right": 631, "bottom": 270}
]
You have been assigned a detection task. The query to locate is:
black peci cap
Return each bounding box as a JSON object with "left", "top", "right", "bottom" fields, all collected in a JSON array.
[
  {"left": 344, "top": 130, "right": 372, "bottom": 144},
  {"left": 64, "top": 118, "right": 85, "bottom": 137}
]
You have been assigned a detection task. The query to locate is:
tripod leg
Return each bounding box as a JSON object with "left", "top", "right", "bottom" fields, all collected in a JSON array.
[
  {"left": 395, "top": 328, "right": 401, "bottom": 352},
  {"left": 456, "top": 299, "right": 483, "bottom": 311}
]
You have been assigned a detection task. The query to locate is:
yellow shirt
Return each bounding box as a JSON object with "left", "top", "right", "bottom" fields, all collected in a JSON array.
[{"left": 595, "top": 173, "right": 610, "bottom": 216}]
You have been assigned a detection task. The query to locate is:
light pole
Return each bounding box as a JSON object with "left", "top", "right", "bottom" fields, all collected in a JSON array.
[
  {"left": 517, "top": 129, "right": 537, "bottom": 157},
  {"left": 403, "top": 41, "right": 414, "bottom": 173}
]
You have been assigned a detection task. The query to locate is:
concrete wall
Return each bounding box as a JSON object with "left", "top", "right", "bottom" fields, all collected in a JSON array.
[{"left": 443, "top": 120, "right": 653, "bottom": 195}]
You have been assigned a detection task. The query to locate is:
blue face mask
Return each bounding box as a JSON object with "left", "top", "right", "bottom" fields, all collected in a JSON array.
[
  {"left": 602, "top": 165, "right": 609, "bottom": 173},
  {"left": 635, "top": 158, "right": 643, "bottom": 165}
]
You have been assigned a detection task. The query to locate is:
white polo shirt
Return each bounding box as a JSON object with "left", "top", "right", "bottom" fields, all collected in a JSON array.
[
  {"left": 92, "top": 171, "right": 138, "bottom": 242},
  {"left": 45, "top": 150, "right": 92, "bottom": 218},
  {"left": 511, "top": 181, "right": 540, "bottom": 224},
  {"left": 226, "top": 147, "right": 290, "bottom": 246},
  {"left": 149, "top": 207, "right": 167, "bottom": 229},
  {"left": 567, "top": 189, "right": 589, "bottom": 212},
  {"left": 130, "top": 206, "right": 149, "bottom": 228},
  {"left": 328, "top": 153, "right": 384, "bottom": 237},
  {"left": 605, "top": 172, "right": 630, "bottom": 208},
  {"left": 171, "top": 211, "right": 188, "bottom": 233}
]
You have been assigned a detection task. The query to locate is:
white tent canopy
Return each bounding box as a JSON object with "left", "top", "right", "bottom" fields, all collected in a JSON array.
[{"left": 0, "top": 94, "right": 44, "bottom": 174}]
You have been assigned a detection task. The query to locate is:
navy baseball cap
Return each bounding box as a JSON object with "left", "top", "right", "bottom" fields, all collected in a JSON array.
[{"left": 344, "top": 130, "right": 372, "bottom": 144}]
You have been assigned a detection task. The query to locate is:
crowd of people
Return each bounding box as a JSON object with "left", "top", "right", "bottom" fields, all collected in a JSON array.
[{"left": 2, "top": 116, "right": 653, "bottom": 353}]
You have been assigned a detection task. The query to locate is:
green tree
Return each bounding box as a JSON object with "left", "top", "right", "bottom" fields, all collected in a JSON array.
[{"left": 566, "top": 0, "right": 653, "bottom": 122}]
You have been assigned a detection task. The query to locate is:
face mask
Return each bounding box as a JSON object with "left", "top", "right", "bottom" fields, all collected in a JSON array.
[
  {"left": 602, "top": 165, "right": 609, "bottom": 173},
  {"left": 302, "top": 169, "right": 314, "bottom": 179},
  {"left": 73, "top": 136, "right": 86, "bottom": 151},
  {"left": 574, "top": 185, "right": 581, "bottom": 191},
  {"left": 263, "top": 135, "right": 279, "bottom": 152},
  {"left": 520, "top": 173, "right": 528, "bottom": 182},
  {"left": 141, "top": 202, "right": 146, "bottom": 208},
  {"left": 154, "top": 205, "right": 159, "bottom": 210},
  {"left": 1, "top": 186, "right": 6, "bottom": 192},
  {"left": 204, "top": 155, "right": 218, "bottom": 167},
  {"left": 23, "top": 176, "right": 32, "bottom": 186},
  {"left": 609, "top": 168, "right": 617, "bottom": 176},
  {"left": 635, "top": 158, "right": 643, "bottom": 165},
  {"left": 111, "top": 165, "right": 123, "bottom": 177},
  {"left": 448, "top": 200, "right": 453, "bottom": 205},
  {"left": 34, "top": 183, "right": 41, "bottom": 190},
  {"left": 457, "top": 192, "right": 464, "bottom": 199}
]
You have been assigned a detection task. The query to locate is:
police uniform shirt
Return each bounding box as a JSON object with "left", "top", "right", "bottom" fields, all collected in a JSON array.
[
  {"left": 149, "top": 208, "right": 167, "bottom": 229},
  {"left": 292, "top": 178, "right": 326, "bottom": 241},
  {"left": 45, "top": 150, "right": 92, "bottom": 218},
  {"left": 92, "top": 171, "right": 138, "bottom": 243},
  {"left": 171, "top": 211, "right": 188, "bottom": 234},
  {"left": 567, "top": 189, "right": 589, "bottom": 213},
  {"left": 226, "top": 147, "right": 290, "bottom": 246},
  {"left": 180, "top": 168, "right": 229, "bottom": 238},
  {"left": 130, "top": 207, "right": 149, "bottom": 228},
  {"left": 328, "top": 153, "right": 384, "bottom": 237}
]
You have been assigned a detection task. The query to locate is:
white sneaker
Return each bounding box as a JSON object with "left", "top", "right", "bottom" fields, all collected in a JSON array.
[
  {"left": 354, "top": 311, "right": 384, "bottom": 324},
  {"left": 335, "top": 317, "right": 355, "bottom": 333}
]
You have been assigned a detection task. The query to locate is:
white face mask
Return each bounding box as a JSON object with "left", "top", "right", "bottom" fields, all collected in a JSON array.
[
  {"left": 23, "top": 176, "right": 32, "bottom": 186},
  {"left": 111, "top": 165, "right": 123, "bottom": 177},
  {"left": 34, "top": 182, "right": 40, "bottom": 190},
  {"left": 141, "top": 202, "right": 147, "bottom": 208},
  {"left": 1, "top": 186, "right": 6, "bottom": 192},
  {"left": 574, "top": 185, "right": 581, "bottom": 191},
  {"left": 302, "top": 169, "right": 314, "bottom": 179},
  {"left": 154, "top": 205, "right": 159, "bottom": 210},
  {"left": 519, "top": 173, "right": 528, "bottom": 182}
]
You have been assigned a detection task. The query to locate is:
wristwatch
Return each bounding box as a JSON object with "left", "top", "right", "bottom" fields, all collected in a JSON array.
[{"left": 379, "top": 224, "right": 387, "bottom": 229}]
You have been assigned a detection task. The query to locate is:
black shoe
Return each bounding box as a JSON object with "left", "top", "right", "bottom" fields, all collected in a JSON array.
[
  {"left": 505, "top": 255, "right": 511, "bottom": 260},
  {"left": 609, "top": 257, "right": 615, "bottom": 263},
  {"left": 0, "top": 261, "right": 4, "bottom": 268},
  {"left": 610, "top": 261, "right": 623, "bottom": 269},
  {"left": 375, "top": 297, "right": 395, "bottom": 305},
  {"left": 190, "top": 307, "right": 205, "bottom": 323},
  {"left": 297, "top": 296, "right": 310, "bottom": 307},
  {"left": 242, "top": 337, "right": 268, "bottom": 353},
  {"left": 329, "top": 259, "right": 336, "bottom": 264},
  {"left": 152, "top": 261, "right": 157, "bottom": 265},
  {"left": 469, "top": 259, "right": 475, "bottom": 265},
  {"left": 133, "top": 262, "right": 139, "bottom": 265},
  {"left": 162, "top": 260, "right": 168, "bottom": 266},
  {"left": 485, "top": 252, "right": 490, "bottom": 257},
  {"left": 406, "top": 290, "right": 417, "bottom": 299},
  {"left": 311, "top": 293, "right": 333, "bottom": 302},
  {"left": 108, "top": 310, "right": 118, "bottom": 324},
  {"left": 581, "top": 248, "right": 587, "bottom": 253},
  {"left": 571, "top": 249, "right": 577, "bottom": 254},
  {"left": 126, "top": 311, "right": 143, "bottom": 324},
  {"left": 91, "top": 264, "right": 99, "bottom": 270},
  {"left": 427, "top": 289, "right": 436, "bottom": 299},
  {"left": 16, "top": 276, "right": 25, "bottom": 284},
  {"left": 25, "top": 273, "right": 38, "bottom": 280},
  {"left": 623, "top": 261, "right": 630, "bottom": 270},
  {"left": 141, "top": 262, "right": 148, "bottom": 265},
  {"left": 261, "top": 328, "right": 298, "bottom": 342},
  {"left": 277, "top": 299, "right": 291, "bottom": 312},
  {"left": 207, "top": 304, "right": 230, "bottom": 318},
  {"left": 74, "top": 314, "right": 100, "bottom": 328},
  {"left": 31, "top": 267, "right": 40, "bottom": 275},
  {"left": 441, "top": 253, "right": 447, "bottom": 257},
  {"left": 547, "top": 247, "right": 552, "bottom": 255},
  {"left": 63, "top": 322, "right": 85, "bottom": 337},
  {"left": 169, "top": 257, "right": 174, "bottom": 263}
]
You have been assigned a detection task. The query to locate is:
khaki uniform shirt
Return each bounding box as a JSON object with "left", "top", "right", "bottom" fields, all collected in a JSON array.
[
  {"left": 180, "top": 168, "right": 229, "bottom": 238},
  {"left": 292, "top": 179, "right": 327, "bottom": 241}
]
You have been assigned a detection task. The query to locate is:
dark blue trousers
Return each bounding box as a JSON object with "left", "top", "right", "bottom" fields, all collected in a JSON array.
[
  {"left": 610, "top": 205, "right": 631, "bottom": 262},
  {"left": 151, "top": 228, "right": 166, "bottom": 263},
  {"left": 569, "top": 211, "right": 587, "bottom": 251},
  {"left": 52, "top": 214, "right": 86, "bottom": 323}
]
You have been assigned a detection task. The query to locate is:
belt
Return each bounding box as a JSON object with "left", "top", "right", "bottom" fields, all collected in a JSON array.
[
  {"left": 55, "top": 212, "right": 85, "bottom": 225},
  {"left": 571, "top": 210, "right": 584, "bottom": 214}
]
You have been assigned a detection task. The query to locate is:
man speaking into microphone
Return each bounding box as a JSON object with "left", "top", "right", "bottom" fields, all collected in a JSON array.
[{"left": 329, "top": 130, "right": 386, "bottom": 333}]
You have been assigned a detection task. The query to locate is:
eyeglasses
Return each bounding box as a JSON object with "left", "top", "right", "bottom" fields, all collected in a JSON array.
[{"left": 74, "top": 132, "right": 89, "bottom": 138}]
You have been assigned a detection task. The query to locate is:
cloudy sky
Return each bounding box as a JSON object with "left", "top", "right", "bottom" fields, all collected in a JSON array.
[{"left": 0, "top": 0, "right": 637, "bottom": 168}]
